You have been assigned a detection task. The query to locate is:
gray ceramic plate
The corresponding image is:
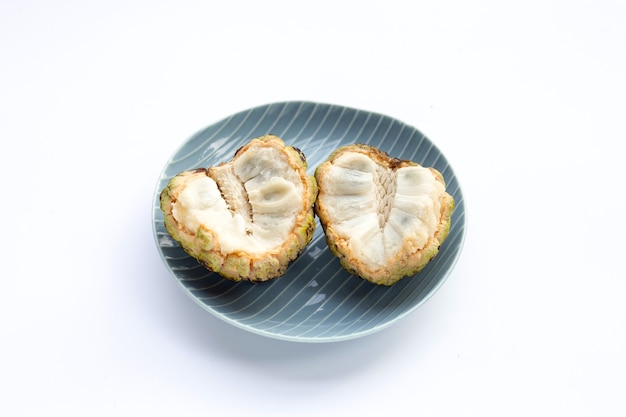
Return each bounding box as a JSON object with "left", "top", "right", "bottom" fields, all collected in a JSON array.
[{"left": 152, "top": 101, "right": 466, "bottom": 342}]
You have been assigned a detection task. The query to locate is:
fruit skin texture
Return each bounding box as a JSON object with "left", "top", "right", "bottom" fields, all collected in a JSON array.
[
  {"left": 160, "top": 135, "right": 318, "bottom": 283},
  {"left": 314, "top": 144, "right": 454, "bottom": 286}
]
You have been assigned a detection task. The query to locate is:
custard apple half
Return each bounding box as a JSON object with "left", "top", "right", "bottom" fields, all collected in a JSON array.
[
  {"left": 314, "top": 144, "right": 454, "bottom": 286},
  {"left": 160, "top": 135, "right": 318, "bottom": 282}
]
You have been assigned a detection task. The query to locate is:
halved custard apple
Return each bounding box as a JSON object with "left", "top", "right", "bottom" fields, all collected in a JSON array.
[
  {"left": 314, "top": 144, "right": 454, "bottom": 286},
  {"left": 160, "top": 135, "right": 318, "bottom": 282}
]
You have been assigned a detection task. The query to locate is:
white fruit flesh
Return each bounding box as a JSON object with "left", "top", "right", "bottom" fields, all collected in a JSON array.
[
  {"left": 172, "top": 146, "right": 304, "bottom": 255},
  {"left": 319, "top": 152, "right": 445, "bottom": 271}
]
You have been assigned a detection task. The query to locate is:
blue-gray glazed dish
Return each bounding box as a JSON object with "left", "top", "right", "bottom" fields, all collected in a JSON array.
[{"left": 152, "top": 101, "right": 466, "bottom": 343}]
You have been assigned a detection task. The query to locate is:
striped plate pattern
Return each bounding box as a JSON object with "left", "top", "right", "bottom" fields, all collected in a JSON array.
[{"left": 152, "top": 101, "right": 466, "bottom": 342}]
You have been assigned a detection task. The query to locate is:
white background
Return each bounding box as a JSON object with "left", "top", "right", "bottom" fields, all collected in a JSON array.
[{"left": 1, "top": 1, "right": 625, "bottom": 415}]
